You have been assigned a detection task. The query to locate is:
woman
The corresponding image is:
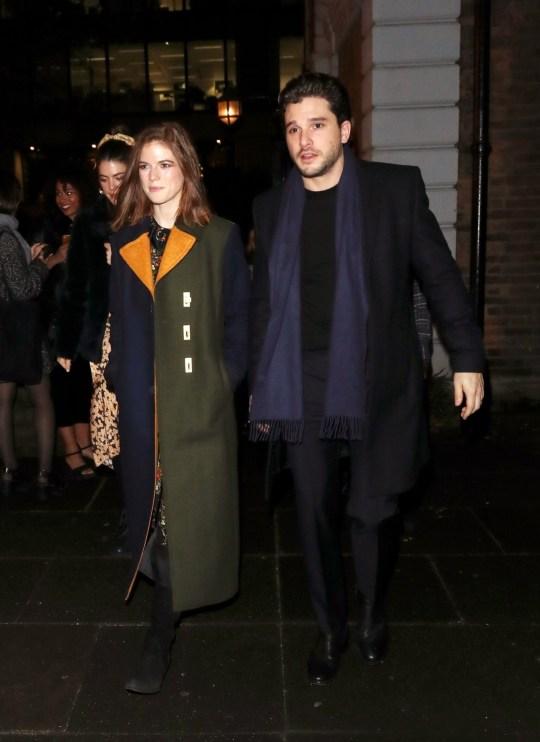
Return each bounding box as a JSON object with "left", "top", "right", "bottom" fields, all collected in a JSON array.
[
  {"left": 108, "top": 122, "right": 249, "bottom": 694},
  {"left": 40, "top": 166, "right": 95, "bottom": 479},
  {"left": 0, "top": 171, "right": 53, "bottom": 494},
  {"left": 56, "top": 131, "right": 134, "bottom": 469}
]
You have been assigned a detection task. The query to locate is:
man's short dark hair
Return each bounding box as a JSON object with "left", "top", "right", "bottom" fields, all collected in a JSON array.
[{"left": 279, "top": 72, "right": 352, "bottom": 125}]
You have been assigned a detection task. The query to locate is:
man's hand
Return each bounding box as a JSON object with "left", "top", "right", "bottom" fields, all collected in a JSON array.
[{"left": 453, "top": 372, "right": 484, "bottom": 419}]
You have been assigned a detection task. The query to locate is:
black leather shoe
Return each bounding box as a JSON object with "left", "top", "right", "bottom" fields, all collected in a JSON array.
[
  {"left": 356, "top": 617, "right": 389, "bottom": 663},
  {"left": 125, "top": 632, "right": 173, "bottom": 694},
  {"left": 307, "top": 630, "right": 348, "bottom": 685}
]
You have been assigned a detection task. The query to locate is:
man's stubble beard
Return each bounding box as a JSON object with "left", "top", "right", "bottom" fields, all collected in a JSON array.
[{"left": 295, "top": 142, "right": 342, "bottom": 180}]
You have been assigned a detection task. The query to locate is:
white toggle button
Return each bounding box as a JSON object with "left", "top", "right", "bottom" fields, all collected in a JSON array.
[
  {"left": 183, "top": 291, "right": 191, "bottom": 307},
  {"left": 183, "top": 324, "right": 191, "bottom": 340},
  {"left": 185, "top": 357, "right": 192, "bottom": 373}
]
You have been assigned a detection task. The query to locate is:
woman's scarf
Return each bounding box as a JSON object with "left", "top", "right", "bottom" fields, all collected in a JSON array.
[
  {"left": 0, "top": 214, "right": 32, "bottom": 263},
  {"left": 249, "top": 146, "right": 369, "bottom": 443}
]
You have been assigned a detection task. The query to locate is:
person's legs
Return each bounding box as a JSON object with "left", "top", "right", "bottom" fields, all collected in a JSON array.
[
  {"left": 348, "top": 444, "right": 401, "bottom": 662},
  {"left": 74, "top": 422, "right": 93, "bottom": 461},
  {"left": 0, "top": 382, "right": 18, "bottom": 477},
  {"left": 51, "top": 363, "right": 94, "bottom": 478},
  {"left": 287, "top": 421, "right": 348, "bottom": 683},
  {"left": 125, "top": 537, "right": 180, "bottom": 694},
  {"left": 70, "top": 358, "right": 93, "bottom": 460},
  {"left": 288, "top": 424, "right": 347, "bottom": 636},
  {"left": 27, "top": 375, "right": 55, "bottom": 478}
]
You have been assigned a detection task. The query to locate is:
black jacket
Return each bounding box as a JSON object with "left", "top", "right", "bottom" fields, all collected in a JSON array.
[
  {"left": 250, "top": 158, "right": 485, "bottom": 505},
  {"left": 55, "top": 196, "right": 112, "bottom": 362}
]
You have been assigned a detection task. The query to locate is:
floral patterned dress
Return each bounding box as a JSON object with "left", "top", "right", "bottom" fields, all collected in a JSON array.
[{"left": 89, "top": 318, "right": 120, "bottom": 467}]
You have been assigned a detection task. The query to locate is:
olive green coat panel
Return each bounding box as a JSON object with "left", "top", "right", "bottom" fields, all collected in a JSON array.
[{"left": 154, "top": 217, "right": 239, "bottom": 612}]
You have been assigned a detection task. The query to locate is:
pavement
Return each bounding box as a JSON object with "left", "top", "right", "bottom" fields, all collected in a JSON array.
[{"left": 0, "top": 410, "right": 539, "bottom": 741}]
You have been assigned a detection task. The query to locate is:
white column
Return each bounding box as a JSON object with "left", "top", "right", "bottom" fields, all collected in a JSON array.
[{"left": 361, "top": 0, "right": 462, "bottom": 375}]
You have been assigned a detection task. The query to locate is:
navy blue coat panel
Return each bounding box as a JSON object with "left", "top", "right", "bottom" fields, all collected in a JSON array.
[
  {"left": 108, "top": 216, "right": 249, "bottom": 609},
  {"left": 250, "top": 159, "right": 485, "bottom": 508}
]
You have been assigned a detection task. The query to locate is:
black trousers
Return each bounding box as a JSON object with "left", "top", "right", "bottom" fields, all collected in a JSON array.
[{"left": 286, "top": 352, "right": 399, "bottom": 636}]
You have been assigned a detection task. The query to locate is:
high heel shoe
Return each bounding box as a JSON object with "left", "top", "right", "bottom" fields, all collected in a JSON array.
[
  {"left": 63, "top": 451, "right": 96, "bottom": 481},
  {"left": 79, "top": 444, "right": 95, "bottom": 465},
  {"left": 36, "top": 469, "right": 57, "bottom": 501},
  {"left": 1, "top": 467, "right": 20, "bottom": 495}
]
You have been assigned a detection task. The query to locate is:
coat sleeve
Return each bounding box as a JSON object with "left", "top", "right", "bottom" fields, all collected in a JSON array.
[
  {"left": 409, "top": 168, "right": 485, "bottom": 372},
  {"left": 0, "top": 230, "right": 48, "bottom": 301},
  {"left": 222, "top": 224, "right": 250, "bottom": 390},
  {"left": 55, "top": 212, "right": 90, "bottom": 358}
]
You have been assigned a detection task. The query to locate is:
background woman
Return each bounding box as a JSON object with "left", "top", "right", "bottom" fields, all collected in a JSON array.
[
  {"left": 56, "top": 130, "right": 134, "bottom": 470},
  {"left": 0, "top": 172, "right": 53, "bottom": 494},
  {"left": 108, "top": 122, "right": 249, "bottom": 694},
  {"left": 39, "top": 166, "right": 95, "bottom": 479}
]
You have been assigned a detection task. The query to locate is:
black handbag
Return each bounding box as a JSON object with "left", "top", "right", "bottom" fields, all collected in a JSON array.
[{"left": 0, "top": 296, "right": 42, "bottom": 385}]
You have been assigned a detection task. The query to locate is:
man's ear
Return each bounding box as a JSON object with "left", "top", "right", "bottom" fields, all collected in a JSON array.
[{"left": 340, "top": 120, "right": 352, "bottom": 144}]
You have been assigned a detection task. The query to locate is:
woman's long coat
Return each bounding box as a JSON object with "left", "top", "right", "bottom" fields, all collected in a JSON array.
[
  {"left": 108, "top": 215, "right": 249, "bottom": 612},
  {"left": 250, "top": 160, "right": 485, "bottom": 511}
]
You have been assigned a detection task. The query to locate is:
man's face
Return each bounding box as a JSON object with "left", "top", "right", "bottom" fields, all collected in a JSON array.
[{"left": 284, "top": 96, "right": 351, "bottom": 190}]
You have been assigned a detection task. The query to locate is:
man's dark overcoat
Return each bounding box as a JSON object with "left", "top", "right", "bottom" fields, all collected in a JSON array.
[
  {"left": 250, "top": 160, "right": 484, "bottom": 513},
  {"left": 109, "top": 215, "right": 249, "bottom": 611}
]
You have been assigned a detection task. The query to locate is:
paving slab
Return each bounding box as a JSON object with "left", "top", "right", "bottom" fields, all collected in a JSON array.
[
  {"left": 433, "top": 555, "right": 540, "bottom": 624},
  {"left": 0, "top": 558, "right": 48, "bottom": 621},
  {"left": 473, "top": 506, "right": 540, "bottom": 553},
  {"left": 0, "top": 511, "right": 125, "bottom": 558},
  {"left": 69, "top": 625, "right": 283, "bottom": 736},
  {"left": 283, "top": 625, "right": 540, "bottom": 738},
  {"left": 0, "top": 625, "right": 97, "bottom": 732},
  {"left": 18, "top": 557, "right": 150, "bottom": 624}
]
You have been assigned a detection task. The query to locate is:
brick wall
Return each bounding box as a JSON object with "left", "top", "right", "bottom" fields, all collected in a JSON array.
[{"left": 458, "top": 0, "right": 540, "bottom": 400}]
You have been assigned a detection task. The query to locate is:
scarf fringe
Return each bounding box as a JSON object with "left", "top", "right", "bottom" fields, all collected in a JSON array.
[
  {"left": 249, "top": 416, "right": 363, "bottom": 442},
  {"left": 249, "top": 419, "right": 304, "bottom": 443},
  {"left": 319, "top": 415, "right": 363, "bottom": 440}
]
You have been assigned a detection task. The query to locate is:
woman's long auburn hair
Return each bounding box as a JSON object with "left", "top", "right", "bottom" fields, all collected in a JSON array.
[{"left": 112, "top": 122, "right": 211, "bottom": 231}]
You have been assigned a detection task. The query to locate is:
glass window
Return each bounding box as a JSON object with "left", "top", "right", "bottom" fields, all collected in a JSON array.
[
  {"left": 187, "top": 40, "right": 226, "bottom": 110},
  {"left": 279, "top": 37, "right": 304, "bottom": 91},
  {"left": 70, "top": 44, "right": 107, "bottom": 113},
  {"left": 155, "top": 0, "right": 188, "bottom": 9},
  {"left": 109, "top": 43, "right": 147, "bottom": 113},
  {"left": 226, "top": 39, "right": 236, "bottom": 88},
  {"left": 149, "top": 42, "right": 186, "bottom": 112},
  {"left": 35, "top": 51, "right": 69, "bottom": 115},
  {"left": 70, "top": 0, "right": 102, "bottom": 13},
  {"left": 0, "top": 0, "right": 15, "bottom": 17}
]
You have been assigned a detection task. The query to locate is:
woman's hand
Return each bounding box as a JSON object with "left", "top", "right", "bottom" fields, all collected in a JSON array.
[
  {"left": 57, "top": 357, "right": 72, "bottom": 373},
  {"left": 104, "top": 241, "right": 112, "bottom": 266},
  {"left": 31, "top": 242, "right": 48, "bottom": 261},
  {"left": 44, "top": 237, "right": 70, "bottom": 269}
]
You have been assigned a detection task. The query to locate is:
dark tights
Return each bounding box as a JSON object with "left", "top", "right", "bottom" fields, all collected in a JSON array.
[{"left": 0, "top": 377, "right": 55, "bottom": 473}]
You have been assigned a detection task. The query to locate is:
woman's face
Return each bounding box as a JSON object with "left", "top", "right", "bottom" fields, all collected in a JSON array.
[
  {"left": 98, "top": 159, "right": 127, "bottom": 205},
  {"left": 138, "top": 141, "right": 184, "bottom": 212},
  {"left": 55, "top": 181, "right": 81, "bottom": 220}
]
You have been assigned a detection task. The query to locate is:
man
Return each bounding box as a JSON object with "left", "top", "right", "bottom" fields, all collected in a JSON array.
[{"left": 249, "top": 73, "right": 484, "bottom": 685}]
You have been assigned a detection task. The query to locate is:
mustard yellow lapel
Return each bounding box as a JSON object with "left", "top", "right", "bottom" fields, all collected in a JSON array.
[
  {"left": 120, "top": 233, "right": 154, "bottom": 298},
  {"left": 156, "top": 226, "right": 197, "bottom": 285}
]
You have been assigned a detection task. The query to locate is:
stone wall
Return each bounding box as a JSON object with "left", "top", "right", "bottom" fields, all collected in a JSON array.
[{"left": 457, "top": 0, "right": 540, "bottom": 400}]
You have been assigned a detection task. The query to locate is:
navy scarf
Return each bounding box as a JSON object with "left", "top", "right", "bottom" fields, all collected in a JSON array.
[{"left": 250, "top": 146, "right": 368, "bottom": 442}]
